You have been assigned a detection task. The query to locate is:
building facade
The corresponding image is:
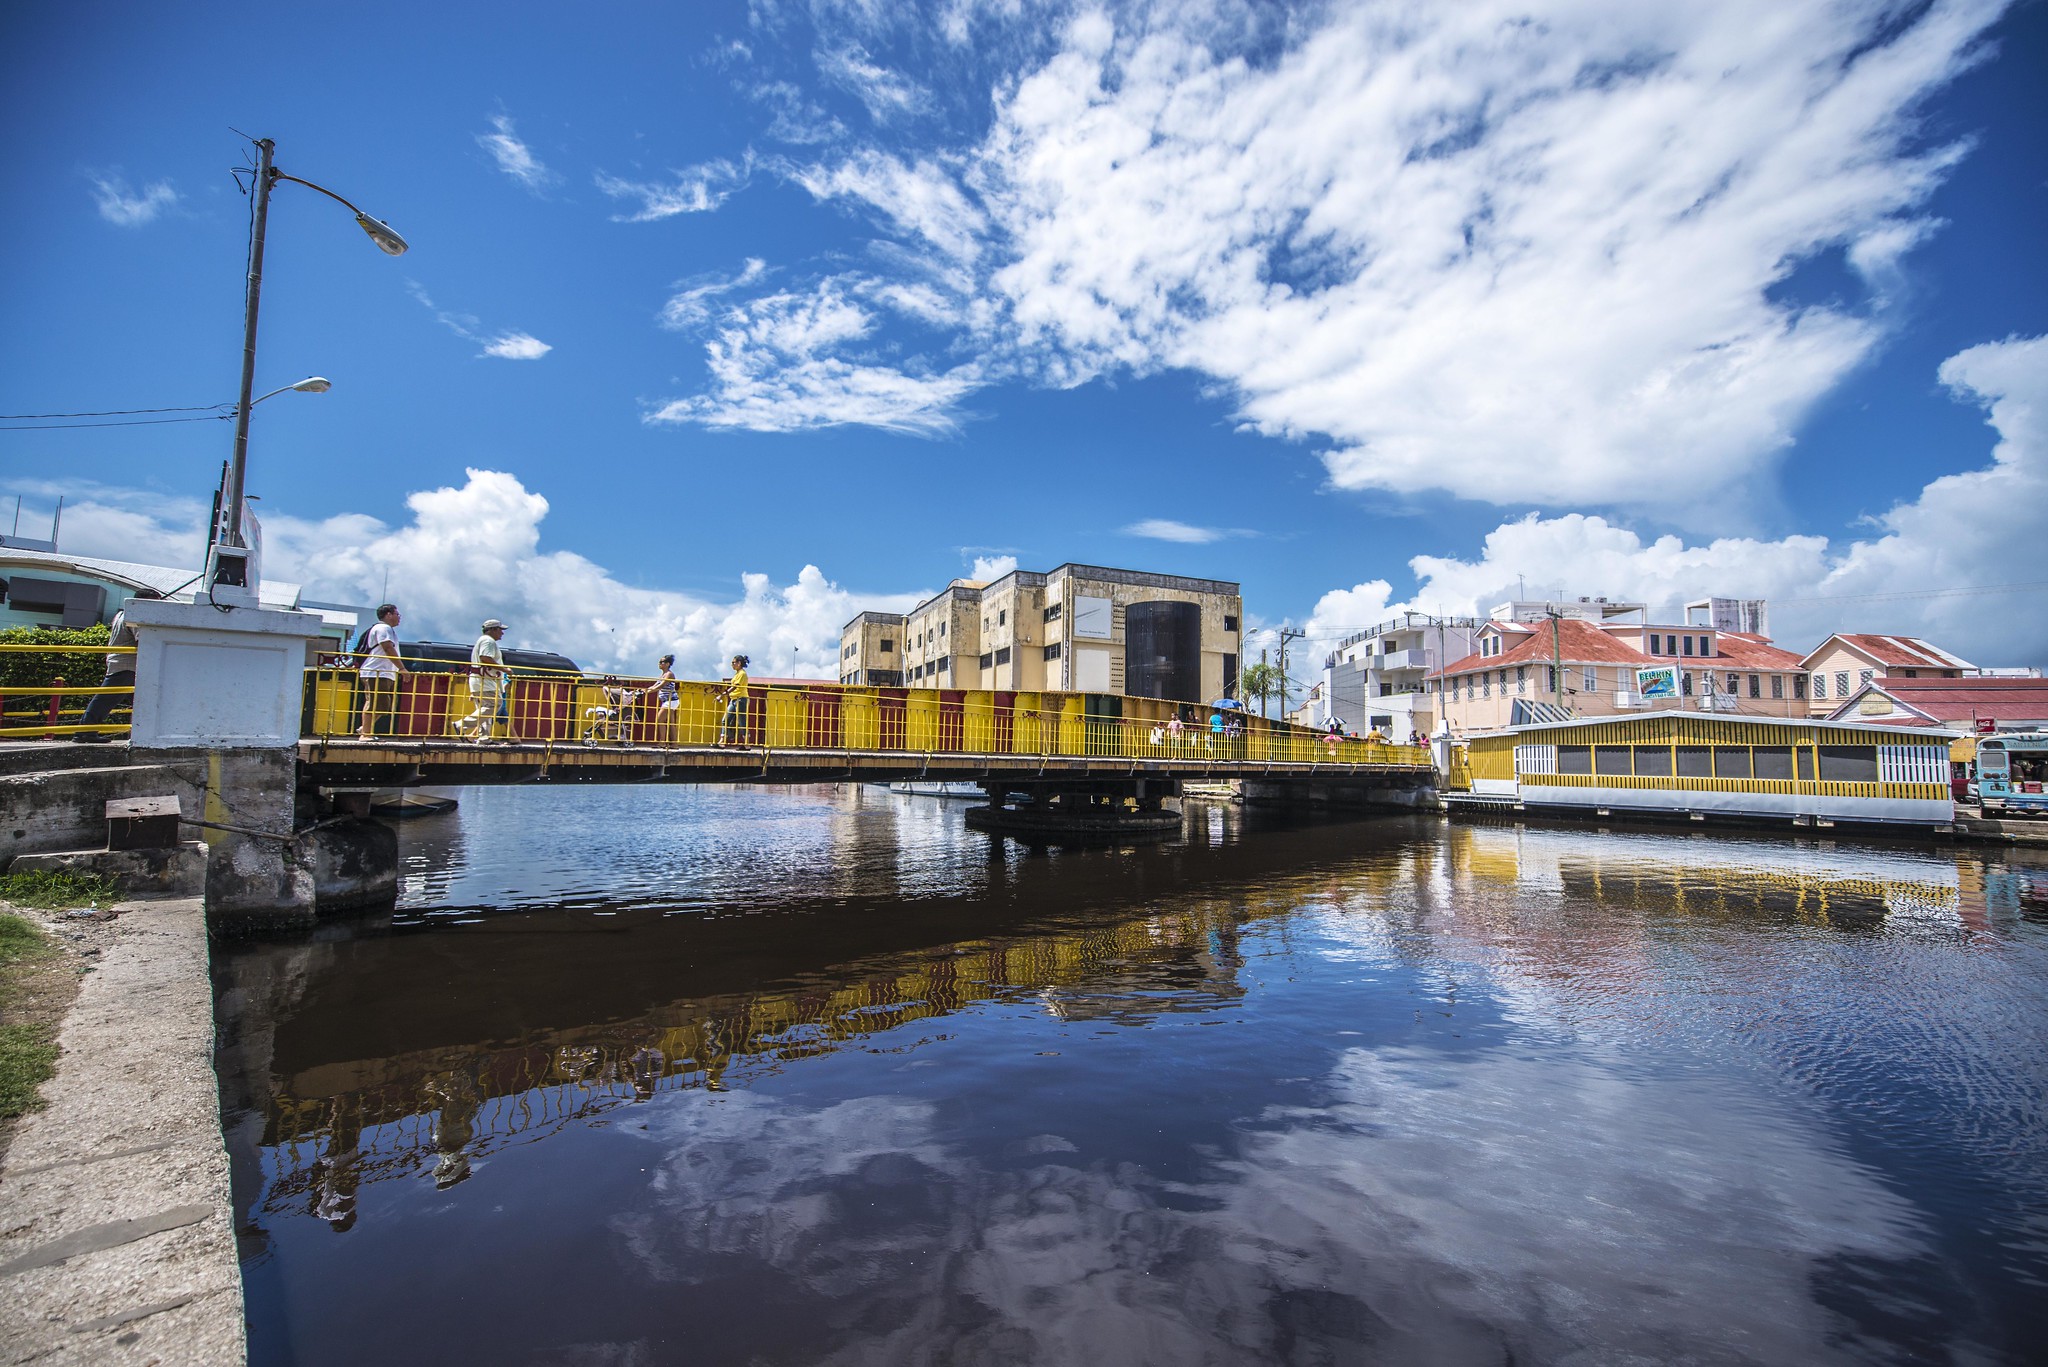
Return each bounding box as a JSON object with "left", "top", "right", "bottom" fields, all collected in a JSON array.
[
  {"left": 839, "top": 564, "right": 1241, "bottom": 704},
  {"left": 1799, "top": 634, "right": 1974, "bottom": 715},
  {"left": 838, "top": 610, "right": 905, "bottom": 686},
  {"left": 1430, "top": 597, "right": 1809, "bottom": 735},
  {"left": 1314, "top": 614, "right": 1481, "bottom": 737},
  {"left": 1, "top": 546, "right": 357, "bottom": 643}
]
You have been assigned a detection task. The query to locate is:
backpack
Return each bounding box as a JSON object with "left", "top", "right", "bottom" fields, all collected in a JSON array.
[{"left": 344, "top": 627, "right": 373, "bottom": 669}]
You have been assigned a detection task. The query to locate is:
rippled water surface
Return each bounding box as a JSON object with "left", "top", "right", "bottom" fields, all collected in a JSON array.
[{"left": 213, "top": 785, "right": 2048, "bottom": 1366}]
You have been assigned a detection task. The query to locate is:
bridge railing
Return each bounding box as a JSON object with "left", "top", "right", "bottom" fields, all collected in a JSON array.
[
  {"left": 0, "top": 643, "right": 138, "bottom": 740},
  {"left": 301, "top": 655, "right": 1431, "bottom": 768}
]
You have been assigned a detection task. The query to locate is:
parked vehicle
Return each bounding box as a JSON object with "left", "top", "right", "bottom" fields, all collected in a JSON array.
[
  {"left": 401, "top": 640, "right": 581, "bottom": 679},
  {"left": 1978, "top": 731, "right": 2048, "bottom": 816}
]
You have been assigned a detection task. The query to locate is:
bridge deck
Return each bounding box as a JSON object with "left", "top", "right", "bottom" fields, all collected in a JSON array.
[{"left": 298, "top": 737, "right": 1435, "bottom": 787}]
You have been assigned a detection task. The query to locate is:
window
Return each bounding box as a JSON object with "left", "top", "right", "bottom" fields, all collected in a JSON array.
[
  {"left": 1594, "top": 745, "right": 1631, "bottom": 776},
  {"left": 1635, "top": 746, "right": 1672, "bottom": 777},
  {"left": 1699, "top": 636, "right": 1712, "bottom": 657},
  {"left": 1044, "top": 643, "right": 1061, "bottom": 660},
  {"left": 1818, "top": 745, "right": 1879, "bottom": 782},
  {"left": 1812, "top": 673, "right": 1825, "bottom": 699},
  {"left": 994, "top": 646, "right": 1011, "bottom": 665},
  {"left": 1727, "top": 673, "right": 1739, "bottom": 696},
  {"left": 1676, "top": 746, "right": 1711, "bottom": 778},
  {"left": 1499, "top": 669, "right": 1508, "bottom": 693},
  {"left": 1482, "top": 673, "right": 1492, "bottom": 698},
  {"left": 1223, "top": 614, "right": 1238, "bottom": 632},
  {"left": 1044, "top": 603, "right": 1062, "bottom": 622},
  {"left": 1682, "top": 635, "right": 1694, "bottom": 657},
  {"left": 1681, "top": 671, "right": 1693, "bottom": 696},
  {"left": 1901, "top": 668, "right": 1917, "bottom": 678},
  {"left": 1771, "top": 676, "right": 1784, "bottom": 699},
  {"left": 939, "top": 621, "right": 946, "bottom": 637},
  {"left": 1796, "top": 746, "right": 1815, "bottom": 781},
  {"left": 978, "top": 653, "right": 992, "bottom": 669},
  {"left": 937, "top": 658, "right": 949, "bottom": 673},
  {"left": 1582, "top": 666, "right": 1597, "bottom": 691},
  {"left": 1515, "top": 666, "right": 1526, "bottom": 694},
  {"left": 1859, "top": 668, "right": 1873, "bottom": 687},
  {"left": 1748, "top": 674, "right": 1761, "bottom": 699},
  {"left": 1547, "top": 665, "right": 1558, "bottom": 693},
  {"left": 1713, "top": 747, "right": 1752, "bottom": 779},
  {"left": 999, "top": 610, "right": 1007, "bottom": 627},
  {"left": 879, "top": 639, "right": 894, "bottom": 652},
  {"left": 1793, "top": 675, "right": 1806, "bottom": 699},
  {"left": 1559, "top": 745, "right": 1592, "bottom": 774},
  {"left": 1835, "top": 671, "right": 1850, "bottom": 697},
  {"left": 1754, "top": 746, "right": 1793, "bottom": 780}
]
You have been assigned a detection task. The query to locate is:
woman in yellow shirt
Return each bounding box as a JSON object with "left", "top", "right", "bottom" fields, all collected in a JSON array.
[{"left": 717, "top": 654, "right": 750, "bottom": 746}]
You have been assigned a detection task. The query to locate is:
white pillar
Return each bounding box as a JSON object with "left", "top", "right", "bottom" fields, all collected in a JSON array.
[{"left": 123, "top": 599, "right": 326, "bottom": 749}]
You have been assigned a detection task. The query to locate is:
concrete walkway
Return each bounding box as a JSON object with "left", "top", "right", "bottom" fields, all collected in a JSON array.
[{"left": 0, "top": 897, "right": 245, "bottom": 1366}]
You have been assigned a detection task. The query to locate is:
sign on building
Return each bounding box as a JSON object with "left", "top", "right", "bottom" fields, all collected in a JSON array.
[{"left": 1636, "top": 665, "right": 1679, "bottom": 700}]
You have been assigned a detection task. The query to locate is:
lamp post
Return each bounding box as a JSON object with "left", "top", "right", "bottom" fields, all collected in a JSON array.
[{"left": 212, "top": 137, "right": 405, "bottom": 594}]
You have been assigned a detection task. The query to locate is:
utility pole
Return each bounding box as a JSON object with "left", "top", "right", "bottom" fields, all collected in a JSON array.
[
  {"left": 1548, "top": 608, "right": 1565, "bottom": 710},
  {"left": 1278, "top": 626, "right": 1306, "bottom": 723}
]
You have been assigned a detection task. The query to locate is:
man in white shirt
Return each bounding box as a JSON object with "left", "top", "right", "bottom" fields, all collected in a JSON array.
[
  {"left": 454, "top": 619, "right": 510, "bottom": 743},
  {"left": 354, "top": 604, "right": 409, "bottom": 741}
]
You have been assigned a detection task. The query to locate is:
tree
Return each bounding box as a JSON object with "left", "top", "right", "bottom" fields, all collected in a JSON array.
[{"left": 1237, "top": 660, "right": 1286, "bottom": 718}]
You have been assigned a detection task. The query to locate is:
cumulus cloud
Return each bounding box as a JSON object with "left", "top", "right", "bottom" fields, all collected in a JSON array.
[
  {"left": 596, "top": 161, "right": 748, "bottom": 221},
  {"left": 407, "top": 282, "right": 553, "bottom": 361},
  {"left": 475, "top": 113, "right": 555, "bottom": 193},
  {"left": 1, "top": 478, "right": 210, "bottom": 572},
  {"left": 1304, "top": 334, "right": 2048, "bottom": 666},
  {"left": 967, "top": 553, "right": 1017, "bottom": 580},
  {"left": 86, "top": 172, "right": 177, "bottom": 226},
  {"left": 656, "top": 0, "right": 2003, "bottom": 516}
]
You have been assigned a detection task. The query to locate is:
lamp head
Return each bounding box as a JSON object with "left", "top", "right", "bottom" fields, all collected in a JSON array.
[
  {"left": 355, "top": 213, "right": 408, "bottom": 256},
  {"left": 291, "top": 377, "right": 332, "bottom": 393}
]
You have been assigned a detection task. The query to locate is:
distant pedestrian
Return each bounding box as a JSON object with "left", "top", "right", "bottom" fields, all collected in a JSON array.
[
  {"left": 717, "top": 654, "right": 750, "bottom": 746},
  {"left": 454, "top": 619, "right": 510, "bottom": 742},
  {"left": 73, "top": 589, "right": 160, "bottom": 743},
  {"left": 355, "top": 604, "right": 409, "bottom": 741}
]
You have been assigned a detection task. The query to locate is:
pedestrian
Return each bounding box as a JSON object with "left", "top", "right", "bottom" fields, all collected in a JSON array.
[
  {"left": 355, "top": 604, "right": 410, "bottom": 741},
  {"left": 73, "top": 589, "right": 160, "bottom": 743},
  {"left": 716, "top": 654, "right": 750, "bottom": 746},
  {"left": 453, "top": 619, "right": 510, "bottom": 743}
]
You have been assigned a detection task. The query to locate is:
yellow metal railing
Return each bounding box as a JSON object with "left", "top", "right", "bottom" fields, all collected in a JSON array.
[
  {"left": 303, "top": 653, "right": 1432, "bottom": 768},
  {"left": 0, "top": 644, "right": 137, "bottom": 740}
]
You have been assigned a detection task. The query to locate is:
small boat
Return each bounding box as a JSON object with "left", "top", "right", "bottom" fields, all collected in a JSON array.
[{"left": 371, "top": 791, "right": 460, "bottom": 820}]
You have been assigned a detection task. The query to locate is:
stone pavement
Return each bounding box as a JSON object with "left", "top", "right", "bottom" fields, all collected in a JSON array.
[{"left": 0, "top": 896, "right": 245, "bottom": 1366}]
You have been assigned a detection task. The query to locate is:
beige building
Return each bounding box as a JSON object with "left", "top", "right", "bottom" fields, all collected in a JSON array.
[
  {"left": 1431, "top": 606, "right": 1809, "bottom": 734},
  {"left": 1799, "top": 633, "right": 1973, "bottom": 716},
  {"left": 839, "top": 563, "right": 1242, "bottom": 703}
]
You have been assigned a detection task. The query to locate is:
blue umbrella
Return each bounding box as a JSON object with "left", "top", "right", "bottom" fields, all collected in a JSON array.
[{"left": 1211, "top": 698, "right": 1245, "bottom": 710}]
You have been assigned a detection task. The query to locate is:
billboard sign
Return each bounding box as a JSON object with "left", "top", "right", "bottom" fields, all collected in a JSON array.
[{"left": 1636, "top": 665, "right": 1679, "bottom": 700}]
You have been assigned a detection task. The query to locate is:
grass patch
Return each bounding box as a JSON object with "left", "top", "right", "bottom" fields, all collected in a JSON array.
[
  {"left": 0, "top": 911, "right": 56, "bottom": 969},
  {"left": 0, "top": 869, "right": 121, "bottom": 911},
  {"left": 0, "top": 1023, "right": 59, "bottom": 1119}
]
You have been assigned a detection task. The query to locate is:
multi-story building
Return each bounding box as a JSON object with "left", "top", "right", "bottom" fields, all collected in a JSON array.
[
  {"left": 1314, "top": 613, "right": 1481, "bottom": 737},
  {"left": 1429, "top": 595, "right": 1809, "bottom": 734},
  {"left": 1799, "top": 634, "right": 1974, "bottom": 715},
  {"left": 838, "top": 611, "right": 906, "bottom": 686},
  {"left": 838, "top": 563, "right": 1242, "bottom": 704}
]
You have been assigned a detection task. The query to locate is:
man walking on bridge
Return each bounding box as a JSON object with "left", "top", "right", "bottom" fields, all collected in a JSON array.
[
  {"left": 355, "top": 604, "right": 409, "bottom": 741},
  {"left": 454, "top": 619, "right": 510, "bottom": 743}
]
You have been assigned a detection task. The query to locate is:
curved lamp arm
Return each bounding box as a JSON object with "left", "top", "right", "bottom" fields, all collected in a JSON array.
[{"left": 271, "top": 170, "right": 409, "bottom": 255}]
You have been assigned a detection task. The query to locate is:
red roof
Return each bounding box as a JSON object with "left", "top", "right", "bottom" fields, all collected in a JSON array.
[
  {"left": 1854, "top": 676, "right": 2048, "bottom": 723},
  {"left": 1804, "top": 633, "right": 1973, "bottom": 671},
  {"left": 1704, "top": 631, "right": 1805, "bottom": 670},
  {"left": 1435, "top": 618, "right": 1655, "bottom": 678}
]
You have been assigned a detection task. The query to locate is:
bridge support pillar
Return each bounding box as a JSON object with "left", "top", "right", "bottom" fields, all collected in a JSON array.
[
  {"left": 1239, "top": 773, "right": 1438, "bottom": 811},
  {"left": 965, "top": 778, "right": 1182, "bottom": 839},
  {"left": 123, "top": 600, "right": 331, "bottom": 931}
]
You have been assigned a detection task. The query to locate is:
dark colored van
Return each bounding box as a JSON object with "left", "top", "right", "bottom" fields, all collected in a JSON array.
[{"left": 403, "top": 640, "right": 581, "bottom": 679}]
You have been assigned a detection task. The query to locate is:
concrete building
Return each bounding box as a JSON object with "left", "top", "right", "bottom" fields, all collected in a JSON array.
[
  {"left": 1430, "top": 597, "right": 1809, "bottom": 734},
  {"left": 0, "top": 546, "right": 357, "bottom": 643},
  {"left": 1314, "top": 614, "right": 1481, "bottom": 737},
  {"left": 839, "top": 563, "right": 1242, "bottom": 704},
  {"left": 1800, "top": 633, "right": 1974, "bottom": 715}
]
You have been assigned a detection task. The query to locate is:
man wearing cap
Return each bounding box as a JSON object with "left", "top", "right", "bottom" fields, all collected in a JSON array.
[{"left": 453, "top": 619, "right": 510, "bottom": 743}]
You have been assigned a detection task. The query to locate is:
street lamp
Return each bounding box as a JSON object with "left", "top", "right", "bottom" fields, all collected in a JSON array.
[{"left": 210, "top": 137, "right": 406, "bottom": 596}]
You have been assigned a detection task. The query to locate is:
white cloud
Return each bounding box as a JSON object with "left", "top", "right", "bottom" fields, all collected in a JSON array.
[
  {"left": 647, "top": 279, "right": 980, "bottom": 434},
  {"left": 87, "top": 172, "right": 177, "bottom": 226},
  {"left": 1121, "top": 518, "right": 1251, "bottom": 545},
  {"left": 660, "top": 0, "right": 2005, "bottom": 510},
  {"left": 816, "top": 42, "right": 931, "bottom": 122},
  {"left": 967, "top": 553, "right": 1017, "bottom": 580},
  {"left": 660, "top": 258, "right": 770, "bottom": 331},
  {"left": 1, "top": 478, "right": 210, "bottom": 573},
  {"left": 480, "top": 332, "right": 553, "bottom": 361},
  {"left": 407, "top": 282, "right": 552, "bottom": 361},
  {"left": 1303, "top": 334, "right": 2048, "bottom": 667},
  {"left": 596, "top": 161, "right": 747, "bottom": 221},
  {"left": 475, "top": 113, "right": 555, "bottom": 193}
]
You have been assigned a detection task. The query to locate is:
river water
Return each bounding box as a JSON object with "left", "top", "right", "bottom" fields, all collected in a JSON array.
[{"left": 212, "top": 785, "right": 2048, "bottom": 1366}]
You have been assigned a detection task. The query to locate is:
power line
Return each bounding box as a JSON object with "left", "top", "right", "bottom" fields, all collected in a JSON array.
[
  {"left": 0, "top": 415, "right": 231, "bottom": 432},
  {"left": 0, "top": 403, "right": 230, "bottom": 419}
]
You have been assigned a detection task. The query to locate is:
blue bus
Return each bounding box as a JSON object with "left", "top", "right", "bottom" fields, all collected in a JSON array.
[{"left": 1977, "top": 731, "right": 2048, "bottom": 815}]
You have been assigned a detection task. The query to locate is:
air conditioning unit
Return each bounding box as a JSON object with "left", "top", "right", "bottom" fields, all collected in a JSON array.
[{"left": 1614, "top": 690, "right": 1643, "bottom": 708}]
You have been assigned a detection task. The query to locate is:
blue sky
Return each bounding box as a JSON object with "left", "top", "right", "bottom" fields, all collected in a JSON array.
[{"left": 3, "top": 0, "right": 2044, "bottom": 678}]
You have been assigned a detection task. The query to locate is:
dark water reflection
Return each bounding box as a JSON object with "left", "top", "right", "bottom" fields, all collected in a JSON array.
[{"left": 213, "top": 786, "right": 2048, "bottom": 1366}]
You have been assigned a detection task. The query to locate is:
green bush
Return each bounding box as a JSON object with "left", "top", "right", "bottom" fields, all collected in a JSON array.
[{"left": 0, "top": 624, "right": 113, "bottom": 727}]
